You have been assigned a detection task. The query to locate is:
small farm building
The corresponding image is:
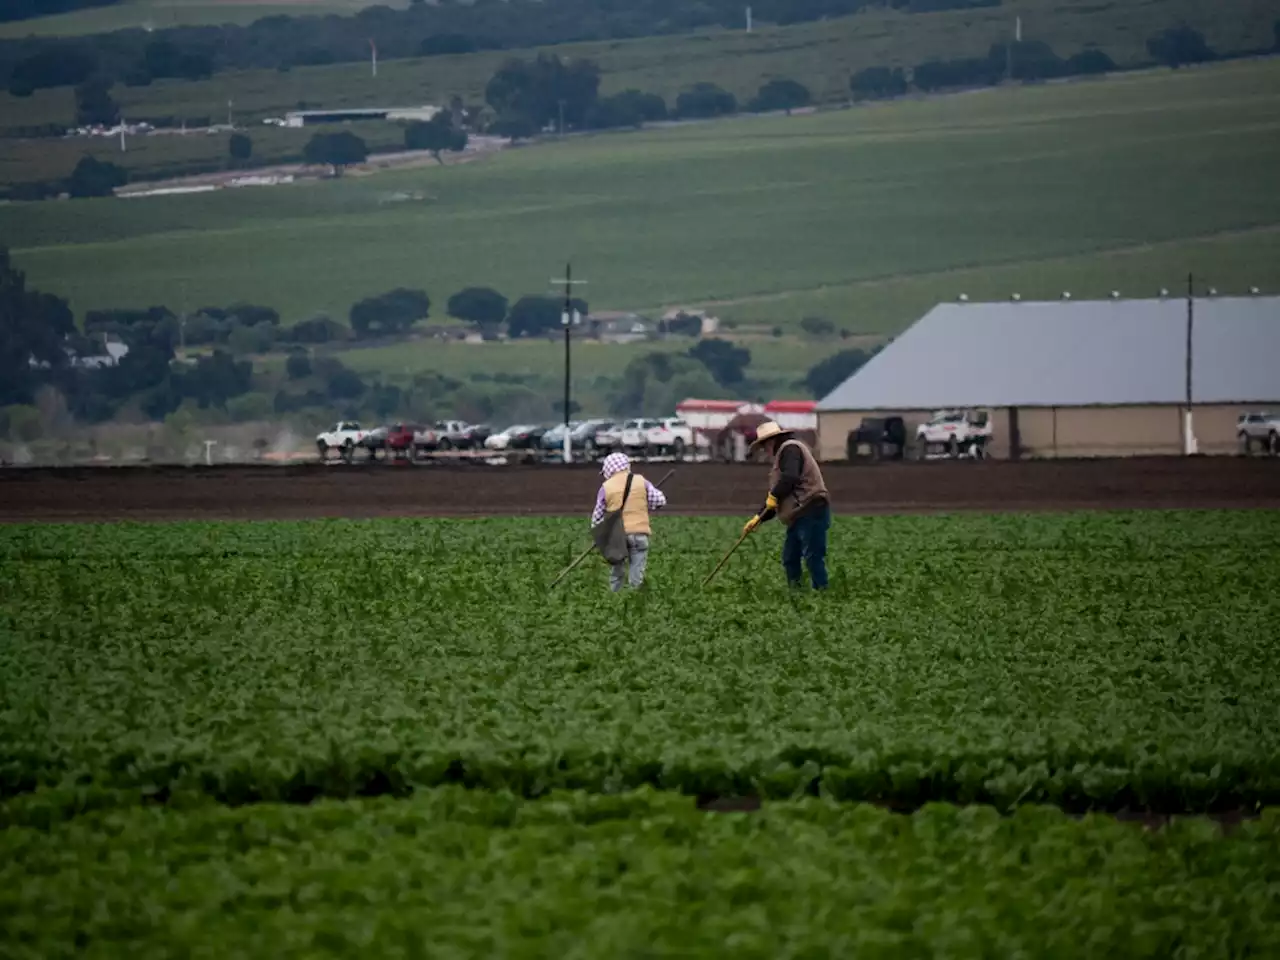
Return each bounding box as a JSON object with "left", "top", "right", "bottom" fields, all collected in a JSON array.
[
  {"left": 815, "top": 296, "right": 1280, "bottom": 460},
  {"left": 764, "top": 400, "right": 817, "bottom": 432},
  {"left": 283, "top": 105, "right": 441, "bottom": 127}
]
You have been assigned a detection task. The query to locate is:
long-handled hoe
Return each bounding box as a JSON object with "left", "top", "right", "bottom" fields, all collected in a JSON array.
[
  {"left": 548, "top": 467, "right": 676, "bottom": 589},
  {"left": 701, "top": 529, "right": 750, "bottom": 587}
]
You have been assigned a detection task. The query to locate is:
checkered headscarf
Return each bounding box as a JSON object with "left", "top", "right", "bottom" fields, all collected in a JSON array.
[{"left": 601, "top": 452, "right": 631, "bottom": 479}]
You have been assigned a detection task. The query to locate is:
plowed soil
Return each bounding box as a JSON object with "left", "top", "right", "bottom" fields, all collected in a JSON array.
[{"left": 1, "top": 457, "right": 1277, "bottom": 523}]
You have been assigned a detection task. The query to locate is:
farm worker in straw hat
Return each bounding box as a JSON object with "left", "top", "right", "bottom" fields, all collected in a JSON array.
[
  {"left": 741, "top": 420, "right": 832, "bottom": 589},
  {"left": 591, "top": 452, "right": 667, "bottom": 592}
]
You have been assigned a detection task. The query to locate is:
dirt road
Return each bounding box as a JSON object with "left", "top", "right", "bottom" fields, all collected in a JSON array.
[{"left": 0, "top": 457, "right": 1276, "bottom": 523}]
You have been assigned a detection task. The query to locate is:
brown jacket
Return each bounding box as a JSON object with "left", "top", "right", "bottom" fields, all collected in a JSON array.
[{"left": 767, "top": 438, "right": 829, "bottom": 525}]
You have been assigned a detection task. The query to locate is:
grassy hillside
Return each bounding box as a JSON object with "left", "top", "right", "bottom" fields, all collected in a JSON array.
[
  {"left": 4, "top": 57, "right": 1278, "bottom": 349},
  {"left": 0, "top": 121, "right": 410, "bottom": 188},
  {"left": 0, "top": 0, "right": 401, "bottom": 39},
  {"left": 2, "top": 0, "right": 1275, "bottom": 131}
]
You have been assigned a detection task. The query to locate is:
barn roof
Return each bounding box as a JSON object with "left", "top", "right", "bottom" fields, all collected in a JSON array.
[{"left": 816, "top": 296, "right": 1280, "bottom": 411}]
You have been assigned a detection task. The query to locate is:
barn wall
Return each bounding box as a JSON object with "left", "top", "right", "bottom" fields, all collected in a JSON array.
[
  {"left": 1187, "top": 404, "right": 1275, "bottom": 454},
  {"left": 820, "top": 408, "right": 1012, "bottom": 460},
  {"left": 817, "top": 410, "right": 936, "bottom": 460},
  {"left": 823, "top": 403, "right": 1277, "bottom": 460},
  {"left": 1012, "top": 406, "right": 1180, "bottom": 457}
]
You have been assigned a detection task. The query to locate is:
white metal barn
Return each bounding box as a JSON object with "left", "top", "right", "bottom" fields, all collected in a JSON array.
[{"left": 815, "top": 296, "right": 1280, "bottom": 460}]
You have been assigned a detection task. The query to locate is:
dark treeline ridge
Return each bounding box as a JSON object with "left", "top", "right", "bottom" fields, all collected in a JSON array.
[
  {"left": 1, "top": 0, "right": 122, "bottom": 24},
  {"left": 1, "top": 0, "right": 998, "bottom": 94},
  {"left": 1, "top": 245, "right": 875, "bottom": 440}
]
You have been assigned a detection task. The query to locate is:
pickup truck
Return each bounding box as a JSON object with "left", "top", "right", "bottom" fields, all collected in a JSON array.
[
  {"left": 384, "top": 423, "right": 426, "bottom": 460},
  {"left": 916, "top": 410, "right": 992, "bottom": 459},
  {"left": 619, "top": 418, "right": 661, "bottom": 455},
  {"left": 316, "top": 421, "right": 367, "bottom": 460},
  {"left": 847, "top": 416, "right": 906, "bottom": 460},
  {"left": 592, "top": 422, "right": 624, "bottom": 452},
  {"left": 434, "top": 420, "right": 491, "bottom": 450}
]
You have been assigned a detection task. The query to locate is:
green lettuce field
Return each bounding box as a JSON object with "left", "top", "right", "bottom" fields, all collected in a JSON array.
[{"left": 2, "top": 510, "right": 1279, "bottom": 955}]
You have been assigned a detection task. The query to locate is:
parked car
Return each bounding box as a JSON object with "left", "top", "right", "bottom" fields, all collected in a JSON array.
[
  {"left": 1238, "top": 412, "right": 1280, "bottom": 454},
  {"left": 486, "top": 424, "right": 546, "bottom": 451},
  {"left": 434, "top": 420, "right": 490, "bottom": 450},
  {"left": 916, "top": 409, "right": 992, "bottom": 459},
  {"left": 541, "top": 421, "right": 582, "bottom": 456},
  {"left": 315, "top": 421, "right": 367, "bottom": 460},
  {"left": 465, "top": 423, "right": 493, "bottom": 448},
  {"left": 593, "top": 421, "right": 624, "bottom": 451},
  {"left": 358, "top": 425, "right": 391, "bottom": 460},
  {"left": 570, "top": 419, "right": 613, "bottom": 459},
  {"left": 847, "top": 416, "right": 906, "bottom": 460},
  {"left": 645, "top": 417, "right": 695, "bottom": 459},
  {"left": 619, "top": 418, "right": 662, "bottom": 455},
  {"left": 385, "top": 423, "right": 423, "bottom": 460},
  {"left": 412, "top": 424, "right": 440, "bottom": 456}
]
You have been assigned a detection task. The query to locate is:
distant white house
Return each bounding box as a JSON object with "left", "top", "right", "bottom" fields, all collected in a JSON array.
[
  {"left": 589, "top": 312, "right": 654, "bottom": 344},
  {"left": 75, "top": 340, "right": 130, "bottom": 368},
  {"left": 281, "top": 105, "right": 441, "bottom": 128},
  {"left": 28, "top": 338, "right": 129, "bottom": 370},
  {"left": 662, "top": 307, "right": 720, "bottom": 336}
]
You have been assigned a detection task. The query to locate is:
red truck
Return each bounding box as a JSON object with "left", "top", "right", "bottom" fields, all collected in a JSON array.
[{"left": 386, "top": 422, "right": 425, "bottom": 460}]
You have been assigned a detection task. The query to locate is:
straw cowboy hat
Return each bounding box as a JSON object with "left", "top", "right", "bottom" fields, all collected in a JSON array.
[{"left": 749, "top": 420, "right": 795, "bottom": 449}]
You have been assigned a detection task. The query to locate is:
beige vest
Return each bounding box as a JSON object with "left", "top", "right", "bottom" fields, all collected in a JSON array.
[
  {"left": 603, "top": 471, "right": 651, "bottom": 535},
  {"left": 768, "top": 439, "right": 829, "bottom": 526}
]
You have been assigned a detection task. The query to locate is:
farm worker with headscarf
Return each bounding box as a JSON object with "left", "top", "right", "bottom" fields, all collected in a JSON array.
[
  {"left": 741, "top": 421, "right": 831, "bottom": 589},
  {"left": 590, "top": 452, "right": 667, "bottom": 592}
]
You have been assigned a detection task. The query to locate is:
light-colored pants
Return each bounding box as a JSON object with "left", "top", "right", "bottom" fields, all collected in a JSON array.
[{"left": 609, "top": 534, "right": 650, "bottom": 591}]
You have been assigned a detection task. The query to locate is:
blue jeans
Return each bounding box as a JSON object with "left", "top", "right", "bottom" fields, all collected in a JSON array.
[
  {"left": 781, "top": 502, "right": 830, "bottom": 589},
  {"left": 609, "top": 534, "right": 650, "bottom": 592}
]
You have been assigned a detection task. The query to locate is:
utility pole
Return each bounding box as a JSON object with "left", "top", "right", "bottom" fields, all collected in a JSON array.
[
  {"left": 370, "top": 39, "right": 377, "bottom": 78},
  {"left": 1184, "top": 271, "right": 1196, "bottom": 455},
  {"left": 550, "top": 263, "right": 588, "bottom": 464},
  {"left": 179, "top": 278, "right": 188, "bottom": 358},
  {"left": 1006, "top": 26, "right": 1014, "bottom": 82},
  {"left": 227, "top": 99, "right": 233, "bottom": 129}
]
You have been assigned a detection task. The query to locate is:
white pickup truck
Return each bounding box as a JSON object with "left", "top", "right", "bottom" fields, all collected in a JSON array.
[
  {"left": 316, "top": 421, "right": 367, "bottom": 460},
  {"left": 916, "top": 410, "right": 992, "bottom": 459}
]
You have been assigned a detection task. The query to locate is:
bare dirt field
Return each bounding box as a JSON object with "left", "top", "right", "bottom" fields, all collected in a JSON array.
[{"left": 0, "top": 457, "right": 1277, "bottom": 524}]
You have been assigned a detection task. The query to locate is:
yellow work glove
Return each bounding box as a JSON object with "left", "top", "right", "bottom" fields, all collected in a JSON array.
[
  {"left": 742, "top": 514, "right": 761, "bottom": 536},
  {"left": 764, "top": 493, "right": 778, "bottom": 512}
]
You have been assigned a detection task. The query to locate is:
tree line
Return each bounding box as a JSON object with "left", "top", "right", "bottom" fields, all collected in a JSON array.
[
  {"left": 2, "top": 245, "right": 873, "bottom": 449},
  {"left": 10, "top": 22, "right": 1254, "bottom": 202},
  {"left": 1, "top": 0, "right": 122, "bottom": 24},
  {"left": 0, "top": 0, "right": 996, "bottom": 95}
]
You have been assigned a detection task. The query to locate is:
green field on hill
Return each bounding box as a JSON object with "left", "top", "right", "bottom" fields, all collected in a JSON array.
[
  {"left": 0, "top": 0, "right": 400, "bottom": 39},
  {"left": 2, "top": 0, "right": 1273, "bottom": 128},
  {"left": 4, "top": 57, "right": 1278, "bottom": 351}
]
